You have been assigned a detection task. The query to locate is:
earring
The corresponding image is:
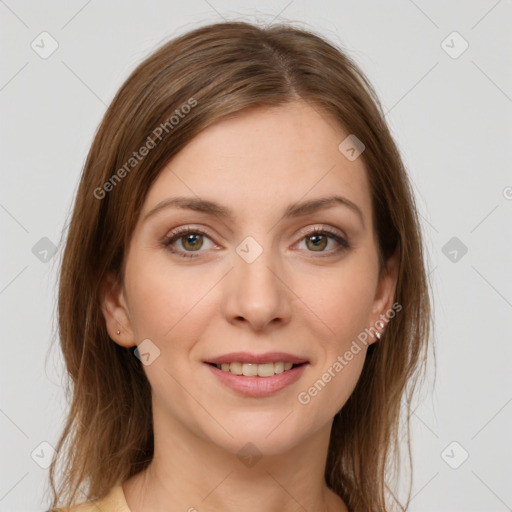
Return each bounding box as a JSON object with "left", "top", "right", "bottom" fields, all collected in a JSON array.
[
  {"left": 375, "top": 331, "right": 382, "bottom": 340},
  {"left": 116, "top": 330, "right": 120, "bottom": 335}
]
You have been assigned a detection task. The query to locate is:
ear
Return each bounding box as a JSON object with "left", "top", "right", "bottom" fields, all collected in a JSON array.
[
  {"left": 368, "top": 246, "right": 400, "bottom": 345},
  {"left": 100, "top": 272, "right": 136, "bottom": 348}
]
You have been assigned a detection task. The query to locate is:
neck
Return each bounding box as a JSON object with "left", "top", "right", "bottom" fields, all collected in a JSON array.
[{"left": 122, "top": 411, "right": 347, "bottom": 512}]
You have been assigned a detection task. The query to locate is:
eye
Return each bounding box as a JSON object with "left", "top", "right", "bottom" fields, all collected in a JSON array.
[
  {"left": 162, "top": 225, "right": 350, "bottom": 259},
  {"left": 162, "top": 227, "right": 216, "bottom": 258},
  {"left": 296, "top": 227, "right": 350, "bottom": 256}
]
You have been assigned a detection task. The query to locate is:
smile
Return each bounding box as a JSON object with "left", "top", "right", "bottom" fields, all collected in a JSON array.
[
  {"left": 204, "top": 362, "right": 309, "bottom": 397},
  {"left": 210, "top": 361, "right": 301, "bottom": 377}
]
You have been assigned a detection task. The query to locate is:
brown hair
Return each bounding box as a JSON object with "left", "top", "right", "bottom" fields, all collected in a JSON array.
[{"left": 47, "top": 20, "right": 433, "bottom": 512}]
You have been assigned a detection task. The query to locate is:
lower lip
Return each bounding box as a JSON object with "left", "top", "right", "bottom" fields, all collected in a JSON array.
[{"left": 204, "top": 363, "right": 308, "bottom": 397}]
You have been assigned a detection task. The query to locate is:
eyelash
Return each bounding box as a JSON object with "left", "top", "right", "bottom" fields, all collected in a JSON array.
[{"left": 162, "top": 226, "right": 350, "bottom": 259}]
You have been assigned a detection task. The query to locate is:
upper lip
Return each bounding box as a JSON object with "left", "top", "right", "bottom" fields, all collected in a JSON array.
[{"left": 204, "top": 352, "right": 309, "bottom": 365}]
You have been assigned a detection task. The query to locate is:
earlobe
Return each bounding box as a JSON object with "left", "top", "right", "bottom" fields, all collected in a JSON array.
[{"left": 100, "top": 272, "right": 136, "bottom": 348}]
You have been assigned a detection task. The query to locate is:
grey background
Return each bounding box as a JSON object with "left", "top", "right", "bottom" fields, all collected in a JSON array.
[{"left": 1, "top": 1, "right": 511, "bottom": 511}]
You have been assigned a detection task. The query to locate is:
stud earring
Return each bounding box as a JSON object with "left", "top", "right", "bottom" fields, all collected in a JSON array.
[
  {"left": 375, "top": 331, "right": 382, "bottom": 340},
  {"left": 116, "top": 330, "right": 120, "bottom": 335}
]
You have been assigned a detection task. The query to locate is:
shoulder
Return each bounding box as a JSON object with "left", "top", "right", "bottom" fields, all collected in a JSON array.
[
  {"left": 50, "top": 502, "right": 108, "bottom": 512},
  {"left": 50, "top": 504, "right": 93, "bottom": 512},
  {"left": 50, "top": 484, "right": 130, "bottom": 512},
  {"left": 48, "top": 504, "right": 96, "bottom": 512}
]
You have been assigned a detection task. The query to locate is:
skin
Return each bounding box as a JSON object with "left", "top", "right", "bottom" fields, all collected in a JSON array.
[{"left": 101, "top": 100, "right": 398, "bottom": 512}]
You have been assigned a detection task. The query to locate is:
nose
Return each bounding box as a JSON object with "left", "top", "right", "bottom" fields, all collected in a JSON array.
[{"left": 220, "top": 245, "right": 292, "bottom": 332}]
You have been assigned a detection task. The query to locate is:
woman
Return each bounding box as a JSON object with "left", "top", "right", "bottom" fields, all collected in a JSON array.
[{"left": 47, "top": 20, "right": 432, "bottom": 512}]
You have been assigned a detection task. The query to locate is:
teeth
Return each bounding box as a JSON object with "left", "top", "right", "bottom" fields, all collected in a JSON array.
[{"left": 215, "top": 361, "right": 296, "bottom": 377}]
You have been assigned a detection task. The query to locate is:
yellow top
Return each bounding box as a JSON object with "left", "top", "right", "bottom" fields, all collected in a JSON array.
[{"left": 53, "top": 484, "right": 131, "bottom": 512}]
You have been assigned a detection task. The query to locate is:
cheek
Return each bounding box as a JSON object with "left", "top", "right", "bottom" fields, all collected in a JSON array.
[
  {"left": 124, "top": 253, "right": 219, "bottom": 342},
  {"left": 301, "top": 262, "right": 377, "bottom": 412},
  {"left": 308, "top": 265, "right": 377, "bottom": 348}
]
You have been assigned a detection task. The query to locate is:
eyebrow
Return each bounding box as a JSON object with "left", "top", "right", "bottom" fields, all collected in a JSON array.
[{"left": 143, "top": 194, "right": 365, "bottom": 227}]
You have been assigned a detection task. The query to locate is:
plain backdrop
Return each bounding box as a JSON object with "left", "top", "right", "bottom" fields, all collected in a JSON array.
[{"left": 1, "top": 1, "right": 511, "bottom": 511}]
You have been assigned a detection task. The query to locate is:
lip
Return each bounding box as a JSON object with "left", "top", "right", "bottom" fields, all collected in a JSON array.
[
  {"left": 204, "top": 351, "right": 309, "bottom": 365},
  {"left": 205, "top": 362, "right": 308, "bottom": 397}
]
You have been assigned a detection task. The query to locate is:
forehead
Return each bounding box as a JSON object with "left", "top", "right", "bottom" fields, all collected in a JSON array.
[{"left": 141, "top": 101, "right": 372, "bottom": 226}]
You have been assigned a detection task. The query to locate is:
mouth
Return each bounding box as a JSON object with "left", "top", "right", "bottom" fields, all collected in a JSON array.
[
  {"left": 205, "top": 361, "right": 307, "bottom": 377},
  {"left": 204, "top": 361, "right": 309, "bottom": 397},
  {"left": 203, "top": 352, "right": 309, "bottom": 397},
  {"left": 203, "top": 351, "right": 309, "bottom": 378}
]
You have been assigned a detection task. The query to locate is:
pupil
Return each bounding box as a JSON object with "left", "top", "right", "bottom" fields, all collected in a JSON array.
[
  {"left": 309, "top": 234, "right": 326, "bottom": 250},
  {"left": 184, "top": 234, "right": 202, "bottom": 250}
]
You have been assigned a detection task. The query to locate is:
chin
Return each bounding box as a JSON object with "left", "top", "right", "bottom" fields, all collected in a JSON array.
[{"left": 199, "top": 412, "right": 317, "bottom": 458}]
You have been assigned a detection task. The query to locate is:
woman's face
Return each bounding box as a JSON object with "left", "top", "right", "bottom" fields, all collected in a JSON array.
[{"left": 104, "top": 100, "right": 398, "bottom": 456}]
